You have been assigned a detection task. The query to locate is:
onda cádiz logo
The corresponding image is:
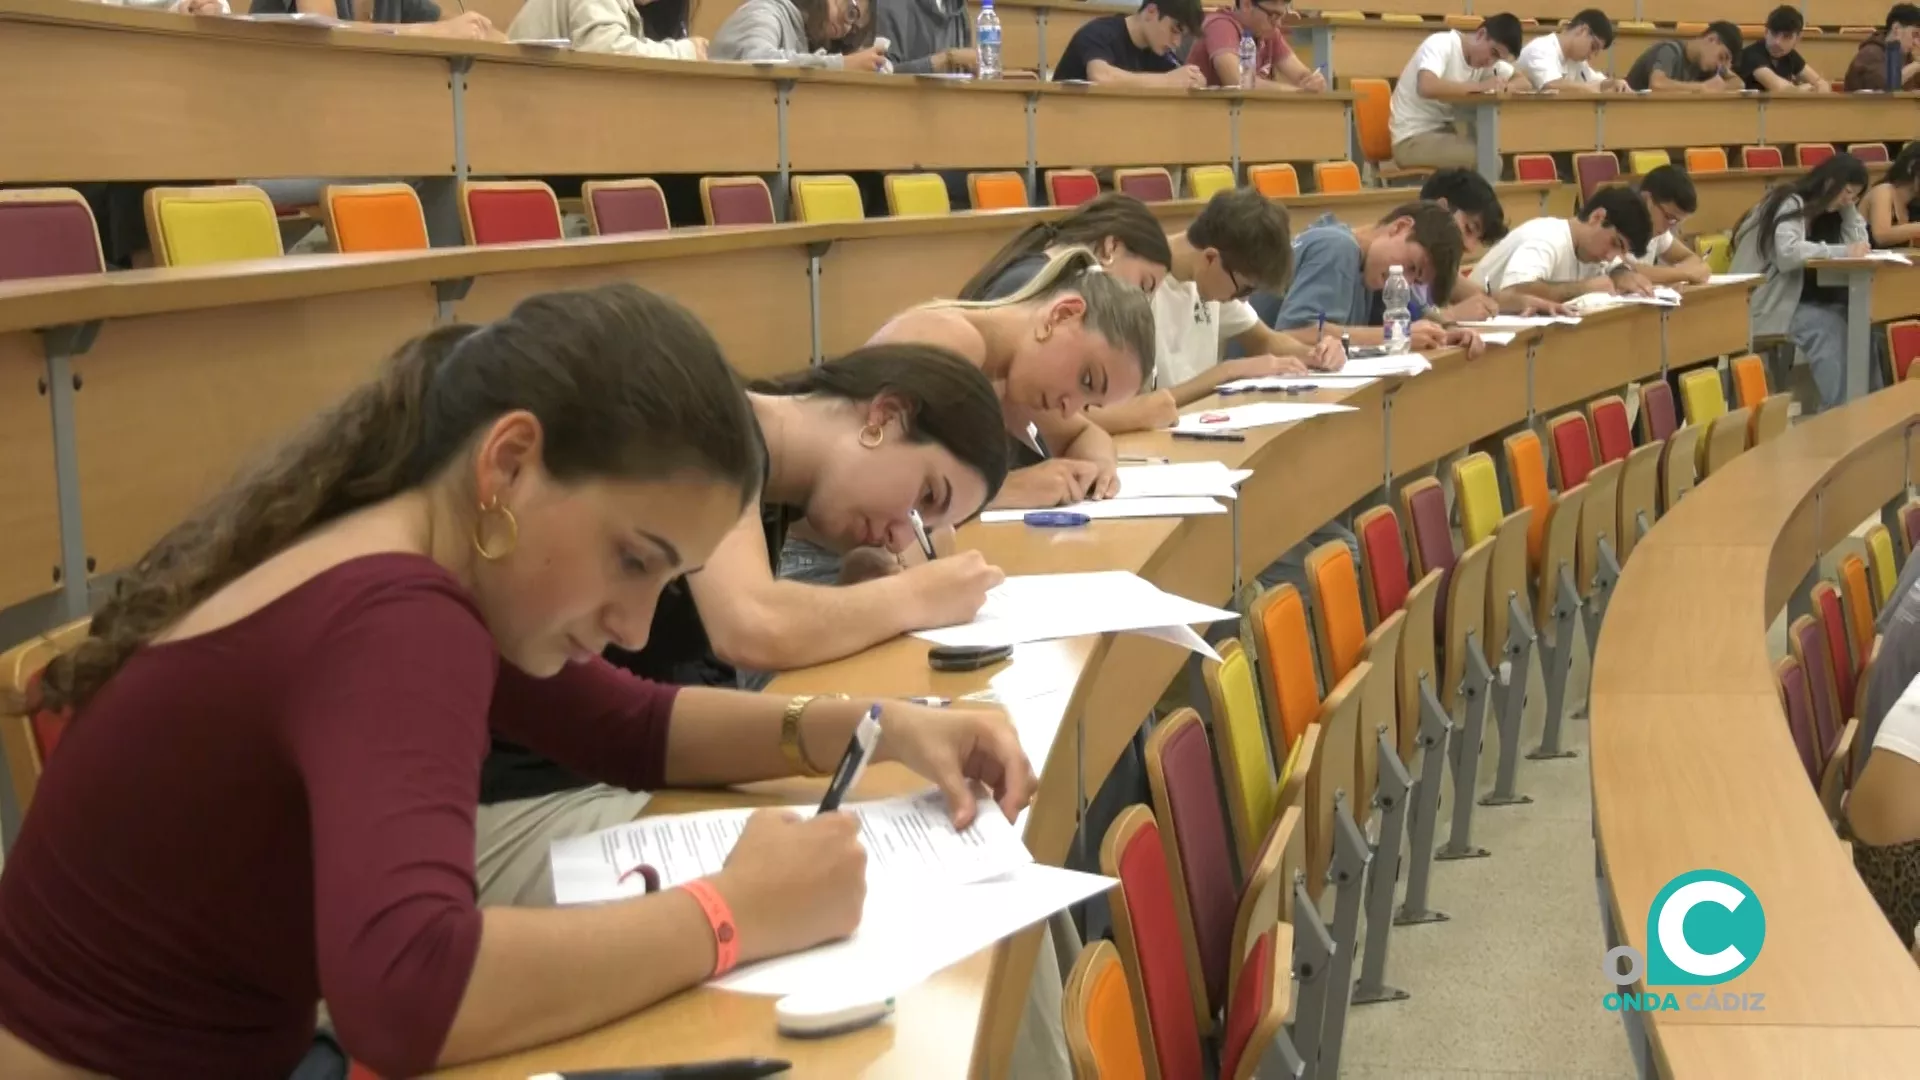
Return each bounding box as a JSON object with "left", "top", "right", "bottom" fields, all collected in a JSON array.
[{"left": 1602, "top": 870, "right": 1767, "bottom": 1014}]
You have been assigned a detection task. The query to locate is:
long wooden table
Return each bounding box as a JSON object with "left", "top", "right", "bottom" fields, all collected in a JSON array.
[{"left": 1591, "top": 381, "right": 1920, "bottom": 1079}]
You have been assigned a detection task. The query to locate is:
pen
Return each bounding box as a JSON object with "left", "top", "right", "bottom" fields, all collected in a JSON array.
[
  {"left": 528, "top": 1059, "right": 791, "bottom": 1080},
  {"left": 1024, "top": 511, "right": 1092, "bottom": 527},
  {"left": 1172, "top": 431, "right": 1247, "bottom": 443},
  {"left": 1118, "top": 454, "right": 1170, "bottom": 464},
  {"left": 906, "top": 695, "right": 952, "bottom": 707},
  {"left": 908, "top": 508, "right": 937, "bottom": 561},
  {"left": 817, "top": 705, "right": 882, "bottom": 814},
  {"left": 1316, "top": 311, "right": 1326, "bottom": 342}
]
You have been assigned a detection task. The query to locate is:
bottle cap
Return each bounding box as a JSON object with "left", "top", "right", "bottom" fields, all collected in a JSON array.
[{"left": 1389, "top": 264, "right": 1403, "bottom": 274}]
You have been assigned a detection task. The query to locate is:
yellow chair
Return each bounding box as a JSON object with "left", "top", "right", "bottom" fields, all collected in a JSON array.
[
  {"left": 143, "top": 184, "right": 282, "bottom": 267},
  {"left": 1314, "top": 161, "right": 1362, "bottom": 194},
  {"left": 1866, "top": 524, "right": 1900, "bottom": 613},
  {"left": 1452, "top": 451, "right": 1532, "bottom": 655},
  {"left": 789, "top": 174, "right": 865, "bottom": 223},
  {"left": 1186, "top": 164, "right": 1236, "bottom": 201},
  {"left": 1247, "top": 163, "right": 1300, "bottom": 198},
  {"left": 1685, "top": 147, "right": 1729, "bottom": 173},
  {"left": 1680, "top": 367, "right": 1730, "bottom": 474},
  {"left": 1695, "top": 232, "right": 1733, "bottom": 274},
  {"left": 1379, "top": 12, "right": 1424, "bottom": 22},
  {"left": 1204, "top": 639, "right": 1278, "bottom": 872},
  {"left": 883, "top": 173, "right": 951, "bottom": 217},
  {"left": 1628, "top": 149, "right": 1671, "bottom": 176}
]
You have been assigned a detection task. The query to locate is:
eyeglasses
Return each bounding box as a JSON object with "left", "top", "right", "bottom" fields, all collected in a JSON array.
[{"left": 1226, "top": 267, "right": 1257, "bottom": 301}]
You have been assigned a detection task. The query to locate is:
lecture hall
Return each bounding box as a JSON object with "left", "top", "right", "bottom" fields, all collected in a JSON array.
[{"left": 2, "top": 0, "right": 1920, "bottom": 1075}]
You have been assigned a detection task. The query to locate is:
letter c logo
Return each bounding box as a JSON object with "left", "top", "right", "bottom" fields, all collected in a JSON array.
[{"left": 1644, "top": 870, "right": 1765, "bottom": 987}]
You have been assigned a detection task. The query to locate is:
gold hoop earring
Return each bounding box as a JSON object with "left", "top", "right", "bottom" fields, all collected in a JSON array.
[
  {"left": 1036, "top": 324, "right": 1054, "bottom": 343},
  {"left": 858, "top": 424, "right": 885, "bottom": 449},
  {"left": 472, "top": 495, "right": 519, "bottom": 561}
]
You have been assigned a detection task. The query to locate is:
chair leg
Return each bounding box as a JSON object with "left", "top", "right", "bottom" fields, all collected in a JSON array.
[
  {"left": 1573, "top": 536, "right": 1623, "bottom": 720},
  {"left": 1436, "top": 631, "right": 1494, "bottom": 860},
  {"left": 1291, "top": 873, "right": 1336, "bottom": 1079},
  {"left": 1482, "top": 592, "right": 1537, "bottom": 807},
  {"left": 1395, "top": 675, "right": 1453, "bottom": 925},
  {"left": 1531, "top": 560, "right": 1583, "bottom": 761},
  {"left": 1314, "top": 796, "right": 1371, "bottom": 1079},
  {"left": 1353, "top": 727, "right": 1414, "bottom": 1006}
]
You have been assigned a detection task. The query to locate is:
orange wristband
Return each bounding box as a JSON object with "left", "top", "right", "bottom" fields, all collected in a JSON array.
[{"left": 681, "top": 878, "right": 739, "bottom": 978}]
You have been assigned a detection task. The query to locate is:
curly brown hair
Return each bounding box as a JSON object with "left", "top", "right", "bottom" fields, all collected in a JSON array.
[{"left": 40, "top": 283, "right": 763, "bottom": 713}]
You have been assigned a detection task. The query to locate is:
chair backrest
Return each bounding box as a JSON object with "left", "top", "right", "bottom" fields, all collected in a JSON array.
[
  {"left": 1797, "top": 143, "right": 1836, "bottom": 167},
  {"left": 1695, "top": 231, "right": 1734, "bottom": 274},
  {"left": 1115, "top": 168, "right": 1175, "bottom": 204},
  {"left": 0, "top": 619, "right": 89, "bottom": 817},
  {"left": 1514, "top": 154, "right": 1559, "bottom": 183},
  {"left": 1247, "top": 585, "right": 1322, "bottom": 770},
  {"left": 1144, "top": 708, "right": 1238, "bottom": 1028},
  {"left": 1574, "top": 152, "right": 1620, "bottom": 201},
  {"left": 1586, "top": 395, "right": 1634, "bottom": 466},
  {"left": 1789, "top": 615, "right": 1841, "bottom": 772},
  {"left": 1811, "top": 582, "right": 1858, "bottom": 721},
  {"left": 1822, "top": 717, "right": 1860, "bottom": 823},
  {"left": 1219, "top": 927, "right": 1285, "bottom": 1080},
  {"left": 1305, "top": 662, "right": 1369, "bottom": 902},
  {"left": 1850, "top": 142, "right": 1890, "bottom": 164},
  {"left": 1729, "top": 354, "right": 1770, "bottom": 410},
  {"left": 1102, "top": 807, "right": 1207, "bottom": 1080},
  {"left": 790, "top": 175, "right": 865, "bottom": 223},
  {"left": 701, "top": 176, "right": 777, "bottom": 226},
  {"left": 582, "top": 178, "right": 670, "bottom": 236},
  {"left": 1638, "top": 379, "right": 1679, "bottom": 444},
  {"left": 1839, "top": 554, "right": 1877, "bottom": 662},
  {"left": 1661, "top": 424, "right": 1701, "bottom": 511},
  {"left": 1400, "top": 477, "right": 1457, "bottom": 638},
  {"left": 1535, "top": 481, "right": 1588, "bottom": 634},
  {"left": 1886, "top": 320, "right": 1920, "bottom": 384},
  {"left": 1867, "top": 524, "right": 1899, "bottom": 613},
  {"left": 1629, "top": 149, "right": 1671, "bottom": 175},
  {"left": 1615, "top": 442, "right": 1663, "bottom": 563},
  {"left": 144, "top": 185, "right": 283, "bottom": 267},
  {"left": 883, "top": 172, "right": 952, "bottom": 217},
  {"left": 1684, "top": 147, "right": 1729, "bottom": 173},
  {"left": 1394, "top": 569, "right": 1444, "bottom": 762},
  {"left": 1064, "top": 940, "right": 1147, "bottom": 1080},
  {"left": 1205, "top": 639, "right": 1280, "bottom": 873},
  {"left": 1902, "top": 500, "right": 1920, "bottom": 560},
  {"left": 1314, "top": 161, "right": 1362, "bottom": 194},
  {"left": 1679, "top": 367, "right": 1728, "bottom": 426},
  {"left": 1352, "top": 78, "right": 1394, "bottom": 164},
  {"left": 0, "top": 188, "right": 105, "bottom": 281},
  {"left": 320, "top": 183, "right": 430, "bottom": 253},
  {"left": 969, "top": 171, "right": 1030, "bottom": 211},
  {"left": 1223, "top": 804, "right": 1299, "bottom": 1075},
  {"left": 1702, "top": 408, "right": 1751, "bottom": 477},
  {"left": 1304, "top": 541, "right": 1368, "bottom": 686},
  {"left": 1247, "top": 163, "right": 1300, "bottom": 198},
  {"left": 1186, "top": 165, "right": 1236, "bottom": 201},
  {"left": 1452, "top": 451, "right": 1505, "bottom": 549},
  {"left": 1742, "top": 145, "right": 1785, "bottom": 169},
  {"left": 1353, "top": 506, "right": 1412, "bottom": 625},
  {"left": 1774, "top": 655, "right": 1822, "bottom": 787},
  {"left": 1503, "top": 430, "right": 1552, "bottom": 574},
  {"left": 460, "top": 181, "right": 563, "bottom": 245},
  {"left": 1047, "top": 169, "right": 1102, "bottom": 207},
  {"left": 1546, "top": 412, "right": 1596, "bottom": 488}
]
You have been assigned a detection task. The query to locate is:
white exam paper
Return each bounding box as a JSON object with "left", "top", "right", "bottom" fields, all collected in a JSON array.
[
  {"left": 1478, "top": 331, "right": 1518, "bottom": 346},
  {"left": 912, "top": 570, "right": 1238, "bottom": 653},
  {"left": 1171, "top": 401, "right": 1359, "bottom": 432},
  {"left": 1114, "top": 461, "right": 1253, "bottom": 499},
  {"left": 1861, "top": 250, "right": 1915, "bottom": 265},
  {"left": 1708, "top": 273, "right": 1763, "bottom": 285},
  {"left": 978, "top": 496, "right": 1227, "bottom": 523},
  {"left": 1457, "top": 314, "right": 1581, "bottom": 328},
  {"left": 1339, "top": 353, "right": 1434, "bottom": 378}
]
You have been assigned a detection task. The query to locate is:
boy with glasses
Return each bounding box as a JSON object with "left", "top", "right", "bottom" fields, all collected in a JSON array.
[
  {"left": 1189, "top": 0, "right": 1327, "bottom": 90},
  {"left": 1631, "top": 165, "right": 1712, "bottom": 286}
]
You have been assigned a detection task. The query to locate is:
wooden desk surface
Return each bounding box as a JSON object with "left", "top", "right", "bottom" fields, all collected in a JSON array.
[{"left": 1590, "top": 382, "right": 1920, "bottom": 1075}]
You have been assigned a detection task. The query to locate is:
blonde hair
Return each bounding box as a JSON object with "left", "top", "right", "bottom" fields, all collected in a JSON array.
[{"left": 930, "top": 247, "right": 1156, "bottom": 382}]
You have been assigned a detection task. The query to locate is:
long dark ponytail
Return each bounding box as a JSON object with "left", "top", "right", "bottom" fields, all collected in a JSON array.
[
  {"left": 957, "top": 193, "right": 1174, "bottom": 301},
  {"left": 1740, "top": 154, "right": 1870, "bottom": 262}
]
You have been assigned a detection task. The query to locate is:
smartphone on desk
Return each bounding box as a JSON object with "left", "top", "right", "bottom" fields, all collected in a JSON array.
[{"left": 927, "top": 644, "right": 1013, "bottom": 672}]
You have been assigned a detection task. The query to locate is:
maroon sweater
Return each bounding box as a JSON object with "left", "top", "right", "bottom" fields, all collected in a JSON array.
[{"left": 0, "top": 554, "right": 680, "bottom": 1079}]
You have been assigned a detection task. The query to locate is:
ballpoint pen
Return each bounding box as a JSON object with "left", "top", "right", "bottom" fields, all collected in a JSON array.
[
  {"left": 1172, "top": 431, "right": 1247, "bottom": 443},
  {"left": 1118, "top": 455, "right": 1170, "bottom": 464},
  {"left": 908, "top": 508, "right": 937, "bottom": 561}
]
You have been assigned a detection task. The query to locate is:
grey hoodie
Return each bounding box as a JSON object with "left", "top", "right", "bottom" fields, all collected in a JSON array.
[
  {"left": 1729, "top": 193, "right": 1868, "bottom": 339},
  {"left": 876, "top": 0, "right": 970, "bottom": 74},
  {"left": 711, "top": 0, "right": 842, "bottom": 67}
]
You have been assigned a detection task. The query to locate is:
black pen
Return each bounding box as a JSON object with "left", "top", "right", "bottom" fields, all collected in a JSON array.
[
  {"left": 908, "top": 509, "right": 937, "bottom": 560},
  {"left": 1172, "top": 431, "right": 1247, "bottom": 443},
  {"left": 817, "top": 705, "right": 882, "bottom": 813},
  {"left": 529, "top": 1058, "right": 790, "bottom": 1080}
]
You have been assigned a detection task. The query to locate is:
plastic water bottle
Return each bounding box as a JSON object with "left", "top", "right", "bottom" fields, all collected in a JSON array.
[
  {"left": 976, "top": 0, "right": 1002, "bottom": 80},
  {"left": 1238, "top": 29, "right": 1257, "bottom": 89},
  {"left": 1383, "top": 265, "right": 1412, "bottom": 355}
]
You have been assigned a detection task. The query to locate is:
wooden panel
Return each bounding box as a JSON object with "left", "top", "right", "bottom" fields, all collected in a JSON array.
[
  {"left": 465, "top": 0, "right": 524, "bottom": 30},
  {"left": 1496, "top": 98, "right": 1601, "bottom": 155},
  {"left": 1299, "top": 23, "right": 1430, "bottom": 81},
  {"left": 1600, "top": 98, "right": 1762, "bottom": 151},
  {"left": 787, "top": 81, "right": 1030, "bottom": 172},
  {"left": 1764, "top": 96, "right": 1920, "bottom": 146},
  {"left": 817, "top": 230, "right": 1012, "bottom": 357},
  {"left": 1033, "top": 92, "right": 1233, "bottom": 167},
  {"left": 0, "top": 21, "right": 453, "bottom": 182},
  {"left": 1533, "top": 306, "right": 1662, "bottom": 413},
  {"left": 1658, "top": 1026, "right": 1920, "bottom": 1080},
  {"left": 1390, "top": 340, "right": 1531, "bottom": 474},
  {"left": 1237, "top": 96, "right": 1351, "bottom": 164},
  {"left": 1808, "top": 0, "right": 1902, "bottom": 27},
  {"left": 1798, "top": 35, "right": 1870, "bottom": 77},
  {"left": 73, "top": 288, "right": 436, "bottom": 576},
  {"left": 1688, "top": 171, "right": 1780, "bottom": 236},
  {"left": 455, "top": 246, "right": 813, "bottom": 379},
  {"left": 1871, "top": 262, "right": 1920, "bottom": 321},
  {"left": 0, "top": 334, "right": 61, "bottom": 609},
  {"left": 464, "top": 60, "right": 779, "bottom": 175}
]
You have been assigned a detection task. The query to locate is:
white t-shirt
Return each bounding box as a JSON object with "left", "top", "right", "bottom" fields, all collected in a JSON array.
[
  {"left": 1150, "top": 278, "right": 1260, "bottom": 389},
  {"left": 1473, "top": 217, "right": 1606, "bottom": 292},
  {"left": 1638, "top": 229, "right": 1674, "bottom": 265},
  {"left": 1517, "top": 32, "right": 1600, "bottom": 89},
  {"left": 1389, "top": 31, "right": 1512, "bottom": 145}
]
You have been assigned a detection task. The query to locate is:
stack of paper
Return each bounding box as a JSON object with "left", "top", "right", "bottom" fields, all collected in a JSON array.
[
  {"left": 1708, "top": 273, "right": 1763, "bottom": 286},
  {"left": 1478, "top": 331, "right": 1518, "bottom": 346},
  {"left": 1339, "top": 353, "right": 1433, "bottom": 378},
  {"left": 1171, "top": 400, "right": 1359, "bottom": 432},
  {"left": 1859, "top": 250, "right": 1915, "bottom": 265},
  {"left": 1458, "top": 314, "right": 1582, "bottom": 329},
  {"left": 1564, "top": 286, "right": 1682, "bottom": 314},
  {"left": 979, "top": 496, "right": 1227, "bottom": 523},
  {"left": 913, "top": 570, "right": 1239, "bottom": 657},
  {"left": 1115, "top": 461, "right": 1252, "bottom": 499},
  {"left": 1216, "top": 374, "right": 1380, "bottom": 393}
]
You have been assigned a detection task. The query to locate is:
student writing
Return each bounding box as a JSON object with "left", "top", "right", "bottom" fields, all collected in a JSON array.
[
  {"left": 1052, "top": 0, "right": 1206, "bottom": 87},
  {"left": 1472, "top": 186, "right": 1657, "bottom": 301}
]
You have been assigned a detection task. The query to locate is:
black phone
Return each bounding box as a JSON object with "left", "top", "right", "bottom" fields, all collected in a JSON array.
[{"left": 927, "top": 644, "right": 1014, "bottom": 672}]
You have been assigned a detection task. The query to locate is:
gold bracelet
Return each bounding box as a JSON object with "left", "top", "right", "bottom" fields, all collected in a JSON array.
[{"left": 781, "top": 693, "right": 845, "bottom": 777}]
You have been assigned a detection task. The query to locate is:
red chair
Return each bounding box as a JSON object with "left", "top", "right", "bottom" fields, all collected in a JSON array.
[
  {"left": 1886, "top": 320, "right": 1920, "bottom": 383},
  {"left": 1143, "top": 709, "right": 1239, "bottom": 1034},
  {"left": 1514, "top": 154, "right": 1558, "bottom": 183},
  {"left": 582, "top": 178, "right": 670, "bottom": 236},
  {"left": 1851, "top": 142, "right": 1890, "bottom": 164},
  {"left": 1811, "top": 582, "right": 1860, "bottom": 719},
  {"left": 1354, "top": 506, "right": 1411, "bottom": 625},
  {"left": 1546, "top": 413, "right": 1597, "bottom": 488},
  {"left": 1103, "top": 807, "right": 1207, "bottom": 1080},
  {"left": 458, "top": 181, "right": 563, "bottom": 245},
  {"left": 1218, "top": 927, "right": 1289, "bottom": 1080},
  {"left": 1046, "top": 169, "right": 1102, "bottom": 207},
  {"left": 1741, "top": 145, "right": 1785, "bottom": 170},
  {"left": 1774, "top": 656, "right": 1822, "bottom": 787},
  {"left": 1638, "top": 380, "right": 1679, "bottom": 444},
  {"left": 1574, "top": 152, "right": 1620, "bottom": 201},
  {"left": 0, "top": 621, "right": 90, "bottom": 818},
  {"left": 700, "top": 176, "right": 777, "bottom": 226},
  {"left": 1797, "top": 143, "right": 1836, "bottom": 168},
  {"left": 1114, "top": 167, "right": 1175, "bottom": 203},
  {"left": 1902, "top": 501, "right": 1920, "bottom": 560},
  {"left": 1587, "top": 396, "right": 1633, "bottom": 465},
  {"left": 1789, "top": 615, "right": 1842, "bottom": 771},
  {"left": 0, "top": 188, "right": 106, "bottom": 282}
]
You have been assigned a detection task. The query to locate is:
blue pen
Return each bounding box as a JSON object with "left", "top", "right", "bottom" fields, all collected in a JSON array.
[
  {"left": 1316, "top": 311, "right": 1326, "bottom": 342},
  {"left": 1024, "top": 511, "right": 1091, "bottom": 527}
]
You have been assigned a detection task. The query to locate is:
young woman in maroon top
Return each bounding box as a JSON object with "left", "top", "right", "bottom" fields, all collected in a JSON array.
[{"left": 0, "top": 284, "right": 1038, "bottom": 1080}]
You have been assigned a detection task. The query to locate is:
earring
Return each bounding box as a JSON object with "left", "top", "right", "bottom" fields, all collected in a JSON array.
[
  {"left": 472, "top": 495, "right": 519, "bottom": 561},
  {"left": 1036, "top": 324, "right": 1054, "bottom": 343},
  {"left": 858, "top": 424, "right": 885, "bottom": 449}
]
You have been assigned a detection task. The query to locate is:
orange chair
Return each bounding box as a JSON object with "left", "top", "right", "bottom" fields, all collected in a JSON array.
[
  {"left": 968, "top": 171, "right": 1029, "bottom": 211},
  {"left": 321, "top": 183, "right": 430, "bottom": 253},
  {"left": 1247, "top": 163, "right": 1301, "bottom": 198},
  {"left": 1351, "top": 77, "right": 1431, "bottom": 181},
  {"left": 1314, "top": 161, "right": 1363, "bottom": 194},
  {"left": 1838, "top": 554, "right": 1877, "bottom": 663},
  {"left": 1729, "top": 354, "right": 1769, "bottom": 410},
  {"left": 700, "top": 176, "right": 777, "bottom": 226},
  {"left": 1247, "top": 583, "right": 1323, "bottom": 766},
  {"left": 459, "top": 180, "right": 563, "bottom": 245},
  {"left": 1885, "top": 320, "right": 1920, "bottom": 384},
  {"left": 1114, "top": 167, "right": 1176, "bottom": 203},
  {"left": 581, "top": 178, "right": 670, "bottom": 235},
  {"left": 1514, "top": 154, "right": 1558, "bottom": 183},
  {"left": 1046, "top": 169, "right": 1102, "bottom": 207},
  {"left": 1064, "top": 941, "right": 1148, "bottom": 1080},
  {"left": 1684, "top": 147, "right": 1728, "bottom": 173},
  {"left": 1797, "top": 143, "right": 1836, "bottom": 167},
  {"left": 1742, "top": 145, "right": 1785, "bottom": 170},
  {"left": 1676, "top": 21, "right": 1707, "bottom": 35}
]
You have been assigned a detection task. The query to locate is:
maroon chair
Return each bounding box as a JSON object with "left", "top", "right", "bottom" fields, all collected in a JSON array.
[
  {"left": 1638, "top": 380, "right": 1679, "bottom": 444},
  {"left": 1851, "top": 143, "right": 1890, "bottom": 164},
  {"left": 1115, "top": 168, "right": 1176, "bottom": 203},
  {"left": 1575, "top": 152, "right": 1620, "bottom": 202},
  {"left": 700, "top": 176, "right": 777, "bottom": 226},
  {"left": 1400, "top": 479, "right": 1457, "bottom": 638},
  {"left": 1789, "top": 615, "right": 1840, "bottom": 774},
  {"left": 1813, "top": 583, "right": 1858, "bottom": 720},
  {"left": 0, "top": 189, "right": 106, "bottom": 282},
  {"left": 1144, "top": 709, "right": 1239, "bottom": 1034},
  {"left": 1588, "top": 396, "right": 1634, "bottom": 466},
  {"left": 1775, "top": 656, "right": 1822, "bottom": 786},
  {"left": 583, "top": 179, "right": 670, "bottom": 236}
]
